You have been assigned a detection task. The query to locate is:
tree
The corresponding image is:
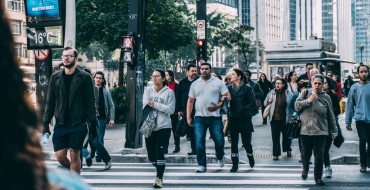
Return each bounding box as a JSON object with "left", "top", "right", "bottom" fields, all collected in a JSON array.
[
  {"left": 207, "top": 11, "right": 237, "bottom": 56},
  {"left": 219, "top": 25, "right": 256, "bottom": 69},
  {"left": 145, "top": 0, "right": 194, "bottom": 60}
]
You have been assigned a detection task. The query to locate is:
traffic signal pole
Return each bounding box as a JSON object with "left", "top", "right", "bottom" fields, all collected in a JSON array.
[
  {"left": 196, "top": 0, "right": 207, "bottom": 66},
  {"left": 123, "top": 0, "right": 146, "bottom": 148}
]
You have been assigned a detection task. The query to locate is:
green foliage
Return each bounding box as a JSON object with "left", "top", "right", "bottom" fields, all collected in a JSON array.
[
  {"left": 145, "top": 0, "right": 195, "bottom": 59},
  {"left": 219, "top": 25, "right": 257, "bottom": 69},
  {"left": 207, "top": 11, "right": 237, "bottom": 56},
  {"left": 110, "top": 86, "right": 127, "bottom": 123},
  {"left": 76, "top": 0, "right": 129, "bottom": 51}
]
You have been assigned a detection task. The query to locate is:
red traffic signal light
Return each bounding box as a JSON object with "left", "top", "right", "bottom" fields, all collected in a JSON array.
[
  {"left": 122, "top": 36, "right": 133, "bottom": 49},
  {"left": 196, "top": 40, "right": 204, "bottom": 47}
]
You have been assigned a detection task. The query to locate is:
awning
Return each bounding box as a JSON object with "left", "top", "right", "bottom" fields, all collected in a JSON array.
[{"left": 266, "top": 51, "right": 341, "bottom": 62}]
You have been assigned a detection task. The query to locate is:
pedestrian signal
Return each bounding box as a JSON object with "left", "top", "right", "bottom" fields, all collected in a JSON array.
[{"left": 122, "top": 36, "right": 133, "bottom": 49}]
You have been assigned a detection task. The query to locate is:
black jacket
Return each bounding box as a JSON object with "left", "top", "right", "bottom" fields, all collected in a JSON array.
[
  {"left": 175, "top": 76, "right": 198, "bottom": 119},
  {"left": 258, "top": 80, "right": 273, "bottom": 99},
  {"left": 228, "top": 83, "right": 258, "bottom": 118},
  {"left": 43, "top": 68, "right": 97, "bottom": 125},
  {"left": 244, "top": 79, "right": 264, "bottom": 98}
]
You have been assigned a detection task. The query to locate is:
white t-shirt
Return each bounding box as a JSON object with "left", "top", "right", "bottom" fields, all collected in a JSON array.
[{"left": 188, "top": 76, "right": 229, "bottom": 117}]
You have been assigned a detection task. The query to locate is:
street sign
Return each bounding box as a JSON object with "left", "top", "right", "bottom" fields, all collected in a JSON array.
[
  {"left": 34, "top": 49, "right": 50, "bottom": 61},
  {"left": 196, "top": 20, "right": 205, "bottom": 40}
]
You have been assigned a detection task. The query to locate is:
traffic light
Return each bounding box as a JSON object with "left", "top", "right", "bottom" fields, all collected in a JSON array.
[
  {"left": 196, "top": 39, "right": 206, "bottom": 60},
  {"left": 121, "top": 36, "right": 135, "bottom": 69}
]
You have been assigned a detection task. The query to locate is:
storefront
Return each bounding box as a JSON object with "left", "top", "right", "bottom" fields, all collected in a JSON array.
[{"left": 263, "top": 38, "right": 353, "bottom": 82}]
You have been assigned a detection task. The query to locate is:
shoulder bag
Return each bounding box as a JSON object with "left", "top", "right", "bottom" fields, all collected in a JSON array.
[{"left": 139, "top": 105, "right": 158, "bottom": 138}]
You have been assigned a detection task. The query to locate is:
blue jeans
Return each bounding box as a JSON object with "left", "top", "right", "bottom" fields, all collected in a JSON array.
[
  {"left": 97, "top": 119, "right": 107, "bottom": 145},
  {"left": 356, "top": 121, "right": 370, "bottom": 167},
  {"left": 194, "top": 116, "right": 225, "bottom": 167}
]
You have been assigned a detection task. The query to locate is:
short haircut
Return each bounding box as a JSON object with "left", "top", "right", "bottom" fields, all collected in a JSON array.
[
  {"left": 298, "top": 81, "right": 309, "bottom": 92},
  {"left": 357, "top": 64, "right": 369, "bottom": 73},
  {"left": 63, "top": 47, "right": 78, "bottom": 57},
  {"left": 244, "top": 69, "right": 252, "bottom": 76},
  {"left": 200, "top": 62, "right": 212, "bottom": 69},
  {"left": 309, "top": 68, "right": 319, "bottom": 76},
  {"left": 187, "top": 64, "right": 196, "bottom": 71},
  {"left": 311, "top": 74, "right": 325, "bottom": 83},
  {"left": 306, "top": 63, "right": 313, "bottom": 67}
]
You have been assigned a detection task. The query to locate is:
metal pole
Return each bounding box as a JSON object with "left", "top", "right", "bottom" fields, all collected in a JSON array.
[
  {"left": 124, "top": 0, "right": 145, "bottom": 148},
  {"left": 255, "top": 0, "right": 259, "bottom": 79},
  {"left": 64, "top": 0, "right": 76, "bottom": 48}
]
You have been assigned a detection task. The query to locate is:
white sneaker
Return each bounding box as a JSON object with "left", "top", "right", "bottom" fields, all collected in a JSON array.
[
  {"left": 218, "top": 157, "right": 225, "bottom": 168},
  {"left": 324, "top": 166, "right": 332, "bottom": 178},
  {"left": 195, "top": 166, "right": 207, "bottom": 173},
  {"left": 104, "top": 161, "right": 112, "bottom": 170}
]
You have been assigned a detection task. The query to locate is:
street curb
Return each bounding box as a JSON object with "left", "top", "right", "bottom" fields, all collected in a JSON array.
[
  {"left": 330, "top": 155, "right": 360, "bottom": 165},
  {"left": 44, "top": 151, "right": 359, "bottom": 165}
]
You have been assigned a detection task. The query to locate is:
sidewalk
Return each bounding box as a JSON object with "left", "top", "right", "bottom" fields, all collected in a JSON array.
[{"left": 42, "top": 111, "right": 361, "bottom": 165}]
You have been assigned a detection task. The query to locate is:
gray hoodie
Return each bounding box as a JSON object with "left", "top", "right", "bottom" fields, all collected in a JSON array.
[
  {"left": 295, "top": 89, "right": 337, "bottom": 136},
  {"left": 143, "top": 85, "right": 175, "bottom": 131}
]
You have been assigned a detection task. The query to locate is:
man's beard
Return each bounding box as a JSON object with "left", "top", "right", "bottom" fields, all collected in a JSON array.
[{"left": 64, "top": 60, "right": 76, "bottom": 69}]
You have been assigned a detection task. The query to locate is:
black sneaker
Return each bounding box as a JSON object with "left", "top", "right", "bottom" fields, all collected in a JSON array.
[
  {"left": 247, "top": 154, "right": 255, "bottom": 168},
  {"left": 187, "top": 151, "right": 196, "bottom": 155},
  {"left": 315, "top": 178, "right": 326, "bottom": 186},
  {"left": 360, "top": 166, "right": 367, "bottom": 173},
  {"left": 86, "top": 157, "right": 93, "bottom": 167}
]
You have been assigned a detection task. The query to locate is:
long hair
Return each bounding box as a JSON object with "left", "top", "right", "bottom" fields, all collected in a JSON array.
[
  {"left": 154, "top": 69, "right": 168, "bottom": 86},
  {"left": 275, "top": 78, "right": 288, "bottom": 91},
  {"left": 258, "top": 72, "right": 270, "bottom": 83},
  {"left": 232, "top": 68, "right": 246, "bottom": 82},
  {"left": 166, "top": 70, "right": 175, "bottom": 83},
  {"left": 94, "top": 71, "right": 107, "bottom": 86},
  {"left": 0, "top": 5, "right": 49, "bottom": 190}
]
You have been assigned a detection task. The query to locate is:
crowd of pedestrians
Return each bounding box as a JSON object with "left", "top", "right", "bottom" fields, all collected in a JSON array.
[{"left": 3, "top": 3, "right": 370, "bottom": 187}]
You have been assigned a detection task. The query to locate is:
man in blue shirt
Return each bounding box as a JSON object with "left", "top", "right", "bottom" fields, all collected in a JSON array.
[{"left": 345, "top": 64, "right": 370, "bottom": 173}]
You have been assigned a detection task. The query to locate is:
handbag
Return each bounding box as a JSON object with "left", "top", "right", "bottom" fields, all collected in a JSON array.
[
  {"left": 139, "top": 106, "right": 158, "bottom": 138},
  {"left": 287, "top": 116, "right": 301, "bottom": 139},
  {"left": 175, "top": 118, "right": 188, "bottom": 137},
  {"left": 263, "top": 103, "right": 272, "bottom": 118},
  {"left": 333, "top": 132, "right": 344, "bottom": 148},
  {"left": 255, "top": 98, "right": 262, "bottom": 108}
]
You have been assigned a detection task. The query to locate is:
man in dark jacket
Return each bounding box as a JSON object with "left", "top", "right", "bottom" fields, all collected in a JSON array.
[
  {"left": 176, "top": 64, "right": 198, "bottom": 155},
  {"left": 343, "top": 75, "right": 355, "bottom": 97},
  {"left": 243, "top": 70, "right": 264, "bottom": 111},
  {"left": 43, "top": 47, "right": 97, "bottom": 174},
  {"left": 297, "top": 63, "right": 314, "bottom": 83}
]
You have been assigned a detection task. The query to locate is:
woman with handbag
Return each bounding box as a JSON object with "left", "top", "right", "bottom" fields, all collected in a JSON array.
[
  {"left": 264, "top": 78, "right": 293, "bottom": 161},
  {"left": 322, "top": 76, "right": 342, "bottom": 178},
  {"left": 227, "top": 68, "right": 257, "bottom": 172},
  {"left": 295, "top": 74, "right": 337, "bottom": 185},
  {"left": 143, "top": 69, "right": 176, "bottom": 188}
]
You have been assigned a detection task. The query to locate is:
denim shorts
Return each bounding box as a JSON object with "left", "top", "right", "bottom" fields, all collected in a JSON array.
[{"left": 52, "top": 123, "right": 88, "bottom": 151}]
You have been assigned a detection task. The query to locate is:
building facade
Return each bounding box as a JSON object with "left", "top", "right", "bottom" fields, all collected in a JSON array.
[
  {"left": 4, "top": 0, "right": 31, "bottom": 65},
  {"left": 353, "top": 0, "right": 370, "bottom": 64}
]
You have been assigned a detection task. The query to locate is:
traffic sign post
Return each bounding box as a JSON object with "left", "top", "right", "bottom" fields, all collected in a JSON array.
[
  {"left": 196, "top": 0, "right": 207, "bottom": 67},
  {"left": 34, "top": 49, "right": 52, "bottom": 116}
]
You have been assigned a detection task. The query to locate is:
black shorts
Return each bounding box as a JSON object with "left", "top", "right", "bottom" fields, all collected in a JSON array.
[{"left": 52, "top": 123, "right": 88, "bottom": 151}]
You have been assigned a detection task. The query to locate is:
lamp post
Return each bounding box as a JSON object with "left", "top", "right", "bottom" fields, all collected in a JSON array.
[{"left": 360, "top": 44, "right": 365, "bottom": 63}]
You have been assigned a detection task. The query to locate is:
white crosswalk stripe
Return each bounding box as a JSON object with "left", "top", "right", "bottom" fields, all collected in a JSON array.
[{"left": 45, "top": 161, "right": 320, "bottom": 189}]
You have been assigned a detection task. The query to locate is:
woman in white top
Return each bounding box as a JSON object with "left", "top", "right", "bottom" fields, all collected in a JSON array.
[
  {"left": 143, "top": 69, "right": 176, "bottom": 188},
  {"left": 287, "top": 71, "right": 298, "bottom": 94}
]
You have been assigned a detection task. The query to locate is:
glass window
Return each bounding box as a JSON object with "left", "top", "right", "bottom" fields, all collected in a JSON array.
[
  {"left": 23, "top": 46, "right": 28, "bottom": 58},
  {"left": 14, "top": 44, "right": 22, "bottom": 57},
  {"left": 12, "top": 21, "right": 21, "bottom": 34},
  {"left": 7, "top": 0, "right": 21, "bottom": 11}
]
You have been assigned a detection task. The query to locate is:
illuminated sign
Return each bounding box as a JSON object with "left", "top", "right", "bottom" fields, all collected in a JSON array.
[
  {"left": 25, "top": 0, "right": 61, "bottom": 23},
  {"left": 27, "top": 26, "right": 64, "bottom": 49}
]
